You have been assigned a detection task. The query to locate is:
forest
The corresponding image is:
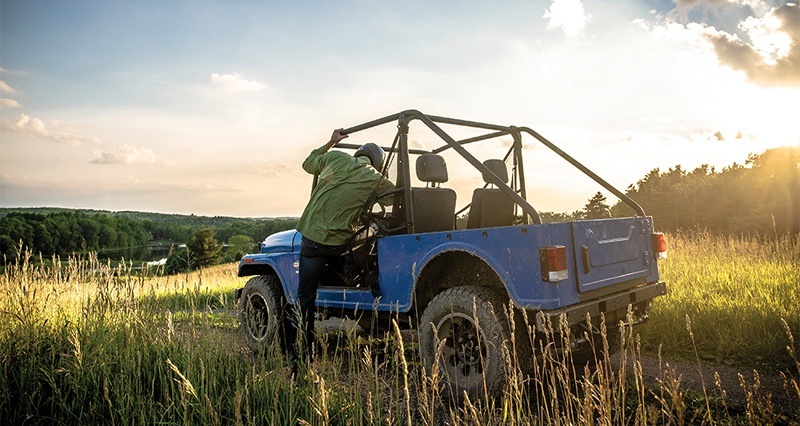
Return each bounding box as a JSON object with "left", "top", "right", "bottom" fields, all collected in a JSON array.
[
  {"left": 609, "top": 145, "right": 799, "bottom": 235},
  {"left": 1, "top": 145, "right": 797, "bottom": 263},
  {"left": 0, "top": 209, "right": 298, "bottom": 262},
  {"left": 541, "top": 145, "right": 799, "bottom": 236}
]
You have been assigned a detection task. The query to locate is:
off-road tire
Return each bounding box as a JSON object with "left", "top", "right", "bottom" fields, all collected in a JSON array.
[
  {"left": 418, "top": 285, "right": 512, "bottom": 401},
  {"left": 239, "top": 275, "right": 287, "bottom": 353}
]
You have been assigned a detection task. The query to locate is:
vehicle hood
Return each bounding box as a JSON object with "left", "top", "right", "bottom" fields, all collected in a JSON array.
[{"left": 260, "top": 229, "right": 299, "bottom": 254}]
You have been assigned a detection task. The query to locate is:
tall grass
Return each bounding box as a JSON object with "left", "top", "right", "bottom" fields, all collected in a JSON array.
[
  {"left": 1, "top": 252, "right": 308, "bottom": 424},
  {"left": 639, "top": 231, "right": 800, "bottom": 367},
  {"left": 1, "top": 234, "right": 798, "bottom": 424}
]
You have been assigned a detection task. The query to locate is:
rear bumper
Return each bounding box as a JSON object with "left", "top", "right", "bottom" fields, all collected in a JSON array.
[{"left": 533, "top": 280, "right": 667, "bottom": 332}]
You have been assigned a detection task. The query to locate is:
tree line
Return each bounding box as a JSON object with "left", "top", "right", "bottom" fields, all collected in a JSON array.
[
  {"left": 572, "top": 146, "right": 798, "bottom": 236},
  {"left": 0, "top": 211, "right": 151, "bottom": 260},
  {"left": 0, "top": 210, "right": 298, "bottom": 264}
]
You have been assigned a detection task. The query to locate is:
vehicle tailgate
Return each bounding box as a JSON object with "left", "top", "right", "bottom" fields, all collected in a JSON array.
[{"left": 572, "top": 218, "right": 652, "bottom": 294}]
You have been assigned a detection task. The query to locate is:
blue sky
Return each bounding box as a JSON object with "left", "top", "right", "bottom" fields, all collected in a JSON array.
[{"left": 1, "top": 0, "right": 798, "bottom": 217}]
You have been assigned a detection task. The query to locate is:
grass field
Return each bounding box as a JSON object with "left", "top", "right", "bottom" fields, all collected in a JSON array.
[
  {"left": 1, "top": 233, "right": 798, "bottom": 424},
  {"left": 639, "top": 231, "right": 800, "bottom": 368}
]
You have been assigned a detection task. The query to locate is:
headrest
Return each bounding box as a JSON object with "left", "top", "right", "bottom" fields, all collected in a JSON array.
[
  {"left": 416, "top": 154, "right": 448, "bottom": 183},
  {"left": 482, "top": 159, "right": 508, "bottom": 184}
]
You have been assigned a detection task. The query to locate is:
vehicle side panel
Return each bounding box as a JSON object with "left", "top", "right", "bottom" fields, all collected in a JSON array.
[
  {"left": 374, "top": 223, "right": 579, "bottom": 311},
  {"left": 239, "top": 218, "right": 661, "bottom": 314}
]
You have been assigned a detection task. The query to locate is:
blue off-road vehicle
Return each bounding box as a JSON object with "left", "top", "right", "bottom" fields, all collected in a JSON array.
[{"left": 235, "top": 110, "right": 667, "bottom": 398}]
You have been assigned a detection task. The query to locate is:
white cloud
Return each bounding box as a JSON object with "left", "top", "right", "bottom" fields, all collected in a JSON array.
[
  {"left": 4, "top": 114, "right": 50, "bottom": 139},
  {"left": 543, "top": 0, "right": 591, "bottom": 39},
  {"left": 702, "top": 4, "right": 799, "bottom": 86},
  {"left": 643, "top": 2, "right": 800, "bottom": 87},
  {"left": 2, "top": 114, "right": 101, "bottom": 145},
  {"left": 90, "top": 143, "right": 176, "bottom": 166},
  {"left": 210, "top": 73, "right": 267, "bottom": 92},
  {"left": 0, "top": 80, "right": 17, "bottom": 94},
  {"left": 0, "top": 98, "right": 21, "bottom": 109},
  {"left": 739, "top": 5, "right": 793, "bottom": 62}
]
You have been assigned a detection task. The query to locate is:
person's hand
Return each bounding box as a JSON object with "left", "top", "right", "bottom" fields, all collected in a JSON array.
[{"left": 326, "top": 128, "right": 348, "bottom": 149}]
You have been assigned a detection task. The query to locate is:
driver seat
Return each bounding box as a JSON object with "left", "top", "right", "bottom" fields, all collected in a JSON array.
[{"left": 411, "top": 154, "right": 456, "bottom": 233}]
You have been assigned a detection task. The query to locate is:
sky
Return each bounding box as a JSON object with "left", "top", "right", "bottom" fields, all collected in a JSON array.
[{"left": 1, "top": 0, "right": 798, "bottom": 218}]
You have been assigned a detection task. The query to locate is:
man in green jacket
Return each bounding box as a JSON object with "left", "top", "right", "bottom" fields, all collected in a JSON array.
[{"left": 291, "top": 128, "right": 394, "bottom": 366}]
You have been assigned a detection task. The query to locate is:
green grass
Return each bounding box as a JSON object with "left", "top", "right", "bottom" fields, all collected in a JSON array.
[
  {"left": 1, "top": 235, "right": 799, "bottom": 424},
  {"left": 639, "top": 231, "right": 800, "bottom": 367}
]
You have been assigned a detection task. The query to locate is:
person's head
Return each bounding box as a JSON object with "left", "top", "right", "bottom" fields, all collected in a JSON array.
[{"left": 354, "top": 143, "right": 385, "bottom": 170}]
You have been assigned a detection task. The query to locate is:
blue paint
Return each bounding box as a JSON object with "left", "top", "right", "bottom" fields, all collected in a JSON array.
[{"left": 238, "top": 217, "right": 662, "bottom": 315}]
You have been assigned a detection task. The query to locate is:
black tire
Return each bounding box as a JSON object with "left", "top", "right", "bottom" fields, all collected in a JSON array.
[
  {"left": 239, "top": 275, "right": 287, "bottom": 353},
  {"left": 418, "top": 285, "right": 512, "bottom": 401}
]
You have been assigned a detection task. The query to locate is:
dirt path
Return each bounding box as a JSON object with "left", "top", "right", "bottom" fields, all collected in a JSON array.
[
  {"left": 296, "top": 318, "right": 800, "bottom": 418},
  {"left": 613, "top": 353, "right": 800, "bottom": 417}
]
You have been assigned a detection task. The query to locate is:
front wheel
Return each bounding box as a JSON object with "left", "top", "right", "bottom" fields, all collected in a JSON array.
[
  {"left": 239, "top": 275, "right": 287, "bottom": 353},
  {"left": 418, "top": 286, "right": 512, "bottom": 401}
]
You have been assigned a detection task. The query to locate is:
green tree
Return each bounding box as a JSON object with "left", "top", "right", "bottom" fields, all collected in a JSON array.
[
  {"left": 538, "top": 210, "right": 584, "bottom": 223},
  {"left": 609, "top": 145, "right": 799, "bottom": 235},
  {"left": 227, "top": 234, "right": 256, "bottom": 261},
  {"left": 186, "top": 228, "right": 223, "bottom": 269},
  {"left": 0, "top": 235, "right": 19, "bottom": 260},
  {"left": 584, "top": 192, "right": 611, "bottom": 219},
  {"left": 746, "top": 146, "right": 800, "bottom": 234},
  {"left": 165, "top": 246, "right": 190, "bottom": 274}
]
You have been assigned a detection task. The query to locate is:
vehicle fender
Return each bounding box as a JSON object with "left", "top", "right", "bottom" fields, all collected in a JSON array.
[
  {"left": 238, "top": 253, "right": 298, "bottom": 303},
  {"left": 411, "top": 241, "right": 521, "bottom": 302}
]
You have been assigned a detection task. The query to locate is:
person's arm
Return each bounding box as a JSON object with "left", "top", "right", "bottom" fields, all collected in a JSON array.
[
  {"left": 376, "top": 177, "right": 396, "bottom": 207},
  {"left": 301, "top": 129, "right": 349, "bottom": 174}
]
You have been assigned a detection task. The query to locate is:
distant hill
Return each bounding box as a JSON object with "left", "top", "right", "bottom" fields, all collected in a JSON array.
[
  {"left": 0, "top": 207, "right": 292, "bottom": 222},
  {"left": 0, "top": 208, "right": 298, "bottom": 261}
]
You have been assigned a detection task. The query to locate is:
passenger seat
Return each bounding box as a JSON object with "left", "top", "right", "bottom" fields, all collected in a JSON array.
[{"left": 467, "top": 159, "right": 515, "bottom": 229}]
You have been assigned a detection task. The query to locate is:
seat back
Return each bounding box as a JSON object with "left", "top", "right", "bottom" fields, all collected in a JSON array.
[
  {"left": 411, "top": 154, "right": 457, "bottom": 233},
  {"left": 467, "top": 159, "right": 515, "bottom": 229}
]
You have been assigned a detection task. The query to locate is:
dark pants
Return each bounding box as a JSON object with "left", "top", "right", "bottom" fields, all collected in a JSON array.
[{"left": 289, "top": 236, "right": 347, "bottom": 364}]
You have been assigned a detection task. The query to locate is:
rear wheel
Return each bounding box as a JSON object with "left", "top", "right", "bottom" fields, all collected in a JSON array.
[
  {"left": 419, "top": 286, "right": 512, "bottom": 401},
  {"left": 239, "top": 275, "right": 287, "bottom": 352}
]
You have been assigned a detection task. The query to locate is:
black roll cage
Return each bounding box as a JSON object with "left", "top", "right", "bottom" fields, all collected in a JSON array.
[{"left": 320, "top": 109, "right": 645, "bottom": 234}]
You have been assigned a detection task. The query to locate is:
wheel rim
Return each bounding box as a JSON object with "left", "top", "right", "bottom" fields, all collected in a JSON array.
[
  {"left": 243, "top": 292, "right": 270, "bottom": 342},
  {"left": 435, "top": 312, "right": 487, "bottom": 387}
]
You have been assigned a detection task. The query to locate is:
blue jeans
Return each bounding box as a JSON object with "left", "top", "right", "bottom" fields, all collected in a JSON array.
[{"left": 291, "top": 236, "right": 347, "bottom": 362}]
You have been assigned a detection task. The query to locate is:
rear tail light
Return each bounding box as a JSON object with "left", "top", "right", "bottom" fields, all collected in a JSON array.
[
  {"left": 539, "top": 245, "right": 568, "bottom": 282},
  {"left": 653, "top": 232, "right": 667, "bottom": 260}
]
